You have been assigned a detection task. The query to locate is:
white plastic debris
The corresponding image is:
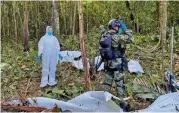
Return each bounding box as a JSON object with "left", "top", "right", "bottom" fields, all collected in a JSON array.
[
  {"left": 139, "top": 92, "right": 179, "bottom": 112},
  {"left": 128, "top": 60, "right": 144, "bottom": 73},
  {"left": 59, "top": 51, "right": 144, "bottom": 73},
  {"left": 72, "top": 56, "right": 104, "bottom": 71},
  {"left": 59, "top": 51, "right": 81, "bottom": 63},
  {"left": 26, "top": 91, "right": 122, "bottom": 112},
  {"left": 72, "top": 58, "right": 90, "bottom": 70},
  {"left": 95, "top": 56, "right": 104, "bottom": 71}
]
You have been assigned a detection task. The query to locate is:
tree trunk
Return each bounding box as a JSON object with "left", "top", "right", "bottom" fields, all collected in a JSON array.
[
  {"left": 86, "top": 3, "right": 89, "bottom": 34},
  {"left": 69, "top": 1, "right": 73, "bottom": 35},
  {"left": 134, "top": 1, "right": 137, "bottom": 33},
  {"left": 72, "top": 1, "right": 77, "bottom": 36},
  {"left": 52, "top": 0, "right": 60, "bottom": 38},
  {"left": 63, "top": 2, "right": 67, "bottom": 35},
  {"left": 159, "top": 1, "right": 167, "bottom": 44},
  {"left": 17, "top": 2, "right": 23, "bottom": 40},
  {"left": 59, "top": 1, "right": 61, "bottom": 38},
  {"left": 1, "top": 2, "right": 5, "bottom": 52},
  {"left": 36, "top": 1, "right": 39, "bottom": 40},
  {"left": 136, "top": 1, "right": 139, "bottom": 33},
  {"left": 23, "top": 1, "right": 29, "bottom": 52},
  {"left": 78, "top": 1, "right": 91, "bottom": 90},
  {"left": 51, "top": 1, "right": 54, "bottom": 26},
  {"left": 110, "top": 2, "right": 113, "bottom": 19},
  {"left": 13, "top": 2, "right": 17, "bottom": 40},
  {"left": 159, "top": 1, "right": 167, "bottom": 79},
  {"left": 7, "top": 3, "right": 10, "bottom": 45},
  {"left": 8, "top": 3, "right": 12, "bottom": 40}
]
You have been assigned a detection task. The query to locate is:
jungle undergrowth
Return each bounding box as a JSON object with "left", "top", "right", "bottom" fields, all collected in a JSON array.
[{"left": 1, "top": 30, "right": 179, "bottom": 110}]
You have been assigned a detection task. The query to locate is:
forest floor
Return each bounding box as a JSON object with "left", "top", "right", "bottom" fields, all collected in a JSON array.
[{"left": 1, "top": 34, "right": 179, "bottom": 111}]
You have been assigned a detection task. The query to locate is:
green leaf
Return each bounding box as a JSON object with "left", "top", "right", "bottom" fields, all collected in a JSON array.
[
  {"left": 132, "top": 85, "right": 152, "bottom": 93},
  {"left": 71, "top": 85, "right": 79, "bottom": 94},
  {"left": 107, "top": 100, "right": 121, "bottom": 111},
  {"left": 0, "top": 63, "right": 10, "bottom": 69},
  {"left": 52, "top": 88, "right": 65, "bottom": 95},
  {"left": 135, "top": 93, "right": 159, "bottom": 100},
  {"left": 44, "top": 93, "right": 56, "bottom": 99}
]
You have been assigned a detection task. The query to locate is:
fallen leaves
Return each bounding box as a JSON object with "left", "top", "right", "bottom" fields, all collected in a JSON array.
[
  {"left": 1, "top": 97, "right": 62, "bottom": 112},
  {"left": 1, "top": 103, "right": 49, "bottom": 112}
]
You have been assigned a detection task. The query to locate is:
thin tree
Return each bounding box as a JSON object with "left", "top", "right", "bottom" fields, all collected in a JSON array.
[
  {"left": 69, "top": 1, "right": 73, "bottom": 35},
  {"left": 159, "top": 1, "right": 167, "bottom": 44},
  {"left": 78, "top": 1, "right": 91, "bottom": 90},
  {"left": 72, "top": 1, "right": 77, "bottom": 36},
  {"left": 52, "top": 0, "right": 60, "bottom": 38},
  {"left": 36, "top": 1, "right": 39, "bottom": 40},
  {"left": 62, "top": 1, "right": 67, "bottom": 35},
  {"left": 23, "top": 1, "right": 29, "bottom": 52},
  {"left": 135, "top": 1, "right": 139, "bottom": 33},
  {"left": 159, "top": 1, "right": 167, "bottom": 79},
  {"left": 86, "top": 2, "right": 89, "bottom": 34}
]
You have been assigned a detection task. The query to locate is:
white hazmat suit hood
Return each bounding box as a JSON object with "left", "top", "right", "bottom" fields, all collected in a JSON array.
[{"left": 38, "top": 26, "right": 60, "bottom": 87}]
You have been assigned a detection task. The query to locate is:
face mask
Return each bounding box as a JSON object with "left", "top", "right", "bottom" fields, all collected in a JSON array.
[{"left": 47, "top": 31, "right": 53, "bottom": 36}]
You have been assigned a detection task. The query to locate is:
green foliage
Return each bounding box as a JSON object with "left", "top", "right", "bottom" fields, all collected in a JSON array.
[
  {"left": 42, "top": 82, "right": 84, "bottom": 100},
  {"left": 86, "top": 26, "right": 100, "bottom": 58},
  {"left": 125, "top": 83, "right": 133, "bottom": 98},
  {"left": 1, "top": 43, "right": 41, "bottom": 100},
  {"left": 60, "top": 35, "right": 80, "bottom": 51},
  {"left": 2, "top": 1, "right": 179, "bottom": 47},
  {"left": 60, "top": 27, "right": 100, "bottom": 58},
  {"left": 135, "top": 93, "right": 159, "bottom": 100},
  {"left": 1, "top": 1, "right": 179, "bottom": 107}
]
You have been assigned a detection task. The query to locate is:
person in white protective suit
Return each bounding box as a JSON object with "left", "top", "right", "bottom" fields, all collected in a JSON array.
[{"left": 37, "top": 26, "right": 63, "bottom": 88}]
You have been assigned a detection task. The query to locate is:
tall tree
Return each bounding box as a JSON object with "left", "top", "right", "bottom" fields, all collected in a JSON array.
[
  {"left": 13, "top": 2, "right": 17, "bottom": 41},
  {"left": 36, "top": 1, "right": 39, "bottom": 40},
  {"left": 86, "top": 2, "right": 89, "bottom": 34},
  {"left": 23, "top": 1, "right": 29, "bottom": 52},
  {"left": 159, "top": 1, "right": 167, "bottom": 44},
  {"left": 72, "top": 1, "right": 77, "bottom": 36},
  {"left": 62, "top": 2, "right": 67, "bottom": 35},
  {"left": 159, "top": 1, "right": 167, "bottom": 79},
  {"left": 135, "top": 1, "right": 139, "bottom": 33},
  {"left": 110, "top": 2, "right": 113, "bottom": 19},
  {"left": 69, "top": 1, "right": 73, "bottom": 35},
  {"left": 78, "top": 1, "right": 91, "bottom": 90},
  {"left": 52, "top": 0, "right": 60, "bottom": 38}
]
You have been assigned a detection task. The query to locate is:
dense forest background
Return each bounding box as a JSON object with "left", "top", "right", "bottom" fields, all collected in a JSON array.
[
  {"left": 1, "top": 1, "right": 179, "bottom": 110},
  {"left": 1, "top": 1, "right": 179, "bottom": 49}
]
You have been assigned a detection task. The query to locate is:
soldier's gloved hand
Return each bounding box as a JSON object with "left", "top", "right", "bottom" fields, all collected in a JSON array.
[
  {"left": 37, "top": 55, "right": 41, "bottom": 63},
  {"left": 119, "top": 21, "right": 127, "bottom": 31},
  {"left": 118, "top": 28, "right": 123, "bottom": 35}
]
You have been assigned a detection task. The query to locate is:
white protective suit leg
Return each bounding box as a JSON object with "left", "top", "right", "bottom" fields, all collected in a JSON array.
[
  {"left": 40, "top": 56, "right": 50, "bottom": 88},
  {"left": 48, "top": 54, "right": 57, "bottom": 86}
]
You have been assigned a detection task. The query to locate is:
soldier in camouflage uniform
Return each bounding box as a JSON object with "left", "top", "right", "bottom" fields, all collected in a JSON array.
[{"left": 103, "top": 19, "right": 133, "bottom": 98}]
